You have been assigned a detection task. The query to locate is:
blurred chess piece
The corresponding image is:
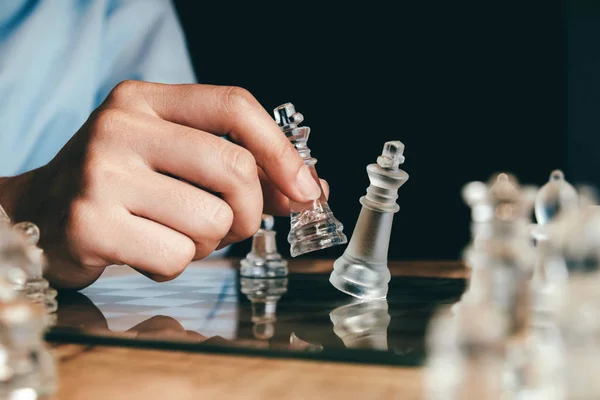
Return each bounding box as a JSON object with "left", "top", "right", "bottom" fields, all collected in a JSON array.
[
  {"left": 457, "top": 180, "right": 496, "bottom": 310},
  {"left": 0, "top": 276, "right": 57, "bottom": 398},
  {"left": 548, "top": 196, "right": 600, "bottom": 398},
  {"left": 329, "top": 299, "right": 390, "bottom": 351},
  {"left": 274, "top": 103, "right": 347, "bottom": 257},
  {"left": 240, "top": 277, "right": 288, "bottom": 341},
  {"left": 424, "top": 304, "right": 507, "bottom": 400},
  {"left": 427, "top": 173, "right": 544, "bottom": 399},
  {"left": 0, "top": 209, "right": 58, "bottom": 319},
  {"left": 240, "top": 215, "right": 288, "bottom": 278},
  {"left": 534, "top": 170, "right": 579, "bottom": 226},
  {"left": 457, "top": 174, "right": 536, "bottom": 325},
  {"left": 529, "top": 171, "right": 577, "bottom": 327},
  {"left": 12, "top": 222, "right": 58, "bottom": 315},
  {"left": 329, "top": 141, "right": 408, "bottom": 300}
]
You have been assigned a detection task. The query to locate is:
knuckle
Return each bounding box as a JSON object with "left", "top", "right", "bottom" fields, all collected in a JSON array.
[
  {"left": 223, "top": 86, "right": 256, "bottom": 114},
  {"left": 210, "top": 201, "right": 234, "bottom": 238},
  {"left": 81, "top": 158, "right": 122, "bottom": 195},
  {"left": 90, "top": 108, "right": 128, "bottom": 139},
  {"left": 107, "top": 80, "right": 141, "bottom": 104},
  {"left": 263, "top": 140, "right": 295, "bottom": 167},
  {"left": 226, "top": 147, "right": 257, "bottom": 185},
  {"left": 65, "top": 199, "right": 94, "bottom": 241},
  {"left": 153, "top": 239, "right": 195, "bottom": 281},
  {"left": 236, "top": 214, "right": 262, "bottom": 240},
  {"left": 194, "top": 241, "right": 220, "bottom": 261}
]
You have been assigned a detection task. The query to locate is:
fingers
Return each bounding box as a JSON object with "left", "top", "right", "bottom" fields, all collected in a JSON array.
[
  {"left": 118, "top": 168, "right": 233, "bottom": 259},
  {"left": 259, "top": 167, "right": 330, "bottom": 216},
  {"left": 116, "top": 216, "right": 196, "bottom": 281},
  {"left": 105, "top": 81, "right": 322, "bottom": 203},
  {"left": 130, "top": 117, "right": 263, "bottom": 244},
  {"left": 68, "top": 201, "right": 196, "bottom": 281}
]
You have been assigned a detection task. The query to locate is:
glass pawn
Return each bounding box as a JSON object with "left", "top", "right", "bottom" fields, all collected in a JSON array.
[
  {"left": 240, "top": 277, "right": 288, "bottom": 341},
  {"left": 240, "top": 215, "right": 288, "bottom": 278},
  {"left": 273, "top": 103, "right": 347, "bottom": 257},
  {"left": 0, "top": 276, "right": 57, "bottom": 398},
  {"left": 329, "top": 141, "right": 408, "bottom": 300},
  {"left": 12, "top": 222, "right": 58, "bottom": 315}
]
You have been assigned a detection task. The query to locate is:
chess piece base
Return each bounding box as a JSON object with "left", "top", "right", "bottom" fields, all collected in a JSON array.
[
  {"left": 288, "top": 212, "right": 347, "bottom": 257},
  {"left": 291, "top": 231, "right": 347, "bottom": 258},
  {"left": 329, "top": 254, "right": 390, "bottom": 300}
]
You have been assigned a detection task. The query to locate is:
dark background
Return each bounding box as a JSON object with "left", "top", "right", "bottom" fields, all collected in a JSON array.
[{"left": 172, "top": 1, "right": 585, "bottom": 261}]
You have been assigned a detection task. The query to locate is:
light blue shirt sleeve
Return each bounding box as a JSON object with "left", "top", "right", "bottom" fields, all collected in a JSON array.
[{"left": 0, "top": 0, "right": 196, "bottom": 176}]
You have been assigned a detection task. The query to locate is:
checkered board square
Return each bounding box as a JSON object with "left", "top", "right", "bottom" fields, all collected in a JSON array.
[{"left": 80, "top": 267, "right": 240, "bottom": 339}]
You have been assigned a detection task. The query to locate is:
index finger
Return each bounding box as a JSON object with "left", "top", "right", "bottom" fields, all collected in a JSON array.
[{"left": 107, "top": 81, "right": 322, "bottom": 203}]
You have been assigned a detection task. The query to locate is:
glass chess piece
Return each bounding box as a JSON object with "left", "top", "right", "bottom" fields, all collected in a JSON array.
[
  {"left": 550, "top": 204, "right": 600, "bottom": 399},
  {"left": 534, "top": 170, "right": 579, "bottom": 226},
  {"left": 329, "top": 299, "right": 390, "bottom": 350},
  {"left": 0, "top": 224, "right": 30, "bottom": 291},
  {"left": 240, "top": 215, "right": 288, "bottom": 278},
  {"left": 329, "top": 141, "right": 408, "bottom": 300},
  {"left": 447, "top": 173, "right": 546, "bottom": 397},
  {"left": 0, "top": 276, "right": 57, "bottom": 398},
  {"left": 424, "top": 304, "right": 507, "bottom": 400},
  {"left": 455, "top": 180, "right": 496, "bottom": 313},
  {"left": 529, "top": 170, "right": 576, "bottom": 329},
  {"left": 273, "top": 103, "right": 347, "bottom": 257},
  {"left": 240, "top": 277, "right": 288, "bottom": 340},
  {"left": 11, "top": 222, "right": 58, "bottom": 316}
]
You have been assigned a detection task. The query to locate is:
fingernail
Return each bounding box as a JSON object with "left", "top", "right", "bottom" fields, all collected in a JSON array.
[{"left": 296, "top": 165, "right": 321, "bottom": 200}]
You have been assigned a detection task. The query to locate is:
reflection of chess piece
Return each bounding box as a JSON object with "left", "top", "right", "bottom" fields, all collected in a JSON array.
[
  {"left": 0, "top": 276, "right": 56, "bottom": 398},
  {"left": 274, "top": 103, "right": 347, "bottom": 257},
  {"left": 11, "top": 222, "right": 58, "bottom": 315},
  {"left": 329, "top": 141, "right": 408, "bottom": 300},
  {"left": 240, "top": 215, "right": 288, "bottom": 278},
  {"left": 289, "top": 332, "right": 323, "bottom": 352},
  {"left": 329, "top": 299, "right": 390, "bottom": 351},
  {"left": 240, "top": 277, "right": 288, "bottom": 340}
]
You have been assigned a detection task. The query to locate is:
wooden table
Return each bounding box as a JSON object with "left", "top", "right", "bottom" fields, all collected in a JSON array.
[{"left": 49, "top": 260, "right": 466, "bottom": 400}]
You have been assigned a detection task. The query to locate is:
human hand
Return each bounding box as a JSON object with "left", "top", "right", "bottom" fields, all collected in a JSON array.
[{"left": 1, "top": 82, "right": 328, "bottom": 289}]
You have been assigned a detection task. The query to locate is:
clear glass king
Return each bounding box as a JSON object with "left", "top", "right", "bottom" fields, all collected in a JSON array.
[
  {"left": 273, "top": 103, "right": 347, "bottom": 257},
  {"left": 329, "top": 141, "right": 409, "bottom": 299}
]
